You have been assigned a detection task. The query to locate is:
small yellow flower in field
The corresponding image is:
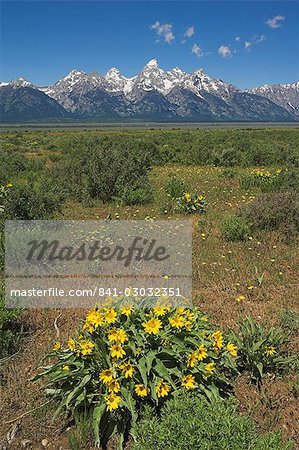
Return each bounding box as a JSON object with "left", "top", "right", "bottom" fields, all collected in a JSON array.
[
  {"left": 200, "top": 316, "right": 208, "bottom": 322},
  {"left": 153, "top": 306, "right": 168, "bottom": 316},
  {"left": 135, "top": 384, "right": 149, "bottom": 397},
  {"left": 248, "top": 236, "right": 253, "bottom": 241},
  {"left": 204, "top": 362, "right": 215, "bottom": 376},
  {"left": 79, "top": 340, "right": 95, "bottom": 356},
  {"left": 105, "top": 393, "right": 121, "bottom": 411},
  {"left": 169, "top": 315, "right": 185, "bottom": 328},
  {"left": 100, "top": 369, "right": 114, "bottom": 384},
  {"left": 108, "top": 329, "right": 128, "bottom": 344},
  {"left": 6, "top": 183, "right": 12, "bottom": 187},
  {"left": 110, "top": 344, "right": 126, "bottom": 359},
  {"left": 247, "top": 286, "right": 255, "bottom": 291},
  {"left": 163, "top": 275, "right": 169, "bottom": 279},
  {"left": 184, "top": 193, "right": 191, "bottom": 203},
  {"left": 53, "top": 341, "right": 61, "bottom": 351},
  {"left": 181, "top": 374, "right": 196, "bottom": 390},
  {"left": 67, "top": 338, "right": 76, "bottom": 351},
  {"left": 105, "top": 308, "right": 117, "bottom": 324},
  {"left": 120, "top": 304, "right": 133, "bottom": 317},
  {"left": 265, "top": 346, "right": 276, "bottom": 356},
  {"left": 227, "top": 342, "right": 238, "bottom": 358},
  {"left": 120, "top": 362, "right": 134, "bottom": 378},
  {"left": 135, "top": 347, "right": 142, "bottom": 356},
  {"left": 62, "top": 365, "right": 69, "bottom": 371},
  {"left": 176, "top": 307, "right": 185, "bottom": 315},
  {"left": 236, "top": 295, "right": 245, "bottom": 302},
  {"left": 142, "top": 318, "right": 162, "bottom": 335},
  {"left": 107, "top": 379, "right": 121, "bottom": 393},
  {"left": 156, "top": 380, "right": 171, "bottom": 398}
]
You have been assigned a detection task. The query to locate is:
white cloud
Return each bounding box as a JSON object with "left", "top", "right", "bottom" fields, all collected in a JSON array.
[
  {"left": 191, "top": 43, "right": 203, "bottom": 57},
  {"left": 235, "top": 36, "right": 241, "bottom": 42},
  {"left": 184, "top": 26, "right": 195, "bottom": 38},
  {"left": 253, "top": 34, "right": 266, "bottom": 43},
  {"left": 266, "top": 15, "right": 285, "bottom": 29},
  {"left": 150, "top": 21, "right": 175, "bottom": 43},
  {"left": 218, "top": 45, "right": 232, "bottom": 58},
  {"left": 244, "top": 41, "right": 252, "bottom": 50}
]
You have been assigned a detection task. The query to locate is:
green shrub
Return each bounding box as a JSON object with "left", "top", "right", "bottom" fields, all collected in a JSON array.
[
  {"left": 220, "top": 215, "right": 250, "bottom": 241},
  {"left": 116, "top": 182, "right": 154, "bottom": 206},
  {"left": 2, "top": 179, "right": 64, "bottom": 220},
  {"left": 53, "top": 136, "right": 156, "bottom": 203},
  {"left": 240, "top": 191, "right": 299, "bottom": 235},
  {"left": 165, "top": 175, "right": 187, "bottom": 200},
  {"left": 219, "top": 168, "right": 237, "bottom": 179},
  {"left": 279, "top": 169, "right": 299, "bottom": 191},
  {"left": 132, "top": 393, "right": 292, "bottom": 450},
  {"left": 231, "top": 316, "right": 295, "bottom": 386}
]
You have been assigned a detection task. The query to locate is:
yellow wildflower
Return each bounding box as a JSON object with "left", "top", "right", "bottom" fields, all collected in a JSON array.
[
  {"left": 204, "top": 362, "right": 215, "bottom": 376},
  {"left": 156, "top": 380, "right": 171, "bottom": 398},
  {"left": 107, "top": 380, "right": 121, "bottom": 393},
  {"left": 181, "top": 374, "right": 196, "bottom": 390},
  {"left": 105, "top": 308, "right": 118, "bottom": 324},
  {"left": 153, "top": 306, "right": 168, "bottom": 316},
  {"left": 79, "top": 340, "right": 95, "bottom": 356},
  {"left": 227, "top": 342, "right": 238, "bottom": 358},
  {"left": 236, "top": 295, "right": 246, "bottom": 302},
  {"left": 196, "top": 344, "right": 208, "bottom": 361},
  {"left": 53, "top": 341, "right": 61, "bottom": 351},
  {"left": 120, "top": 363, "right": 134, "bottom": 378},
  {"left": 67, "top": 338, "right": 76, "bottom": 351},
  {"left": 105, "top": 393, "right": 121, "bottom": 411},
  {"left": 212, "top": 331, "right": 223, "bottom": 352},
  {"left": 265, "top": 346, "right": 276, "bottom": 356},
  {"left": 142, "top": 318, "right": 162, "bottom": 335},
  {"left": 120, "top": 304, "right": 133, "bottom": 317},
  {"left": 100, "top": 369, "right": 114, "bottom": 384},
  {"left": 169, "top": 315, "right": 185, "bottom": 328},
  {"left": 135, "top": 384, "right": 149, "bottom": 397},
  {"left": 110, "top": 344, "right": 126, "bottom": 359},
  {"left": 108, "top": 329, "right": 128, "bottom": 344}
]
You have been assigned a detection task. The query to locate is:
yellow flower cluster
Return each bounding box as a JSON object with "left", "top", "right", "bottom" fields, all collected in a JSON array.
[{"left": 51, "top": 304, "right": 238, "bottom": 414}]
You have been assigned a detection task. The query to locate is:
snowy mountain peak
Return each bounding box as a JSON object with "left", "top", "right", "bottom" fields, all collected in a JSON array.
[
  {"left": 105, "top": 67, "right": 123, "bottom": 79},
  {"left": 145, "top": 58, "right": 159, "bottom": 68},
  {"left": 11, "top": 76, "right": 33, "bottom": 87}
]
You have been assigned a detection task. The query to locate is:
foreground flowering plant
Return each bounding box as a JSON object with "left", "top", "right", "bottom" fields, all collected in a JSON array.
[
  {"left": 36, "top": 300, "right": 238, "bottom": 448},
  {"left": 176, "top": 192, "right": 206, "bottom": 214}
]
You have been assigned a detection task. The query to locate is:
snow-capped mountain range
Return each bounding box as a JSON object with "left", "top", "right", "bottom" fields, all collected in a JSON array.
[{"left": 1, "top": 59, "right": 298, "bottom": 122}]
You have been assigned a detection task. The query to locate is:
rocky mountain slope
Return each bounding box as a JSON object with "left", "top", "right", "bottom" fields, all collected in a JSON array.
[{"left": 1, "top": 60, "right": 298, "bottom": 122}]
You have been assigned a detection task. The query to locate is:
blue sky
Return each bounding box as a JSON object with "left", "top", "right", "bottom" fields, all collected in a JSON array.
[{"left": 0, "top": 1, "right": 298, "bottom": 88}]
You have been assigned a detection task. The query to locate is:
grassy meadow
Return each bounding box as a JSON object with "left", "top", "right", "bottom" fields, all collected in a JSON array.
[{"left": 0, "top": 127, "right": 299, "bottom": 449}]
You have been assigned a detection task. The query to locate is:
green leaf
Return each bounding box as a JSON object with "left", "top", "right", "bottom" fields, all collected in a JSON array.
[
  {"left": 137, "top": 357, "right": 148, "bottom": 386},
  {"left": 93, "top": 402, "right": 106, "bottom": 446},
  {"left": 121, "top": 386, "right": 138, "bottom": 426},
  {"left": 65, "top": 374, "right": 91, "bottom": 408},
  {"left": 153, "top": 359, "right": 175, "bottom": 388}
]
